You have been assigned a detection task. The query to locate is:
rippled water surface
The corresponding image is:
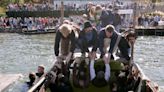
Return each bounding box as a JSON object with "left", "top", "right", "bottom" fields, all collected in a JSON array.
[
  {"left": 134, "top": 36, "right": 164, "bottom": 91},
  {"left": 0, "top": 33, "right": 55, "bottom": 74},
  {"left": 0, "top": 33, "right": 163, "bottom": 91}
]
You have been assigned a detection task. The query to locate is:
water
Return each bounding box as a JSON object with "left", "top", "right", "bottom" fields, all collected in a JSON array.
[
  {"left": 134, "top": 36, "right": 164, "bottom": 91},
  {"left": 0, "top": 33, "right": 55, "bottom": 74},
  {"left": 0, "top": 33, "right": 163, "bottom": 91}
]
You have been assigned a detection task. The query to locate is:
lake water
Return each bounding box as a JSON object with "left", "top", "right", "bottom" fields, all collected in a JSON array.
[{"left": 0, "top": 33, "right": 163, "bottom": 92}]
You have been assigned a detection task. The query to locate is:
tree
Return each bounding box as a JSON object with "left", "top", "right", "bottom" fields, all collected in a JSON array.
[
  {"left": 0, "top": 0, "right": 10, "bottom": 7},
  {"left": 152, "top": 0, "right": 161, "bottom": 3}
]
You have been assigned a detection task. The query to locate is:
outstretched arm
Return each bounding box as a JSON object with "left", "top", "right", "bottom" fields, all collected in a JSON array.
[
  {"left": 104, "top": 63, "right": 110, "bottom": 81},
  {"left": 90, "top": 59, "right": 96, "bottom": 81},
  {"left": 103, "top": 54, "right": 111, "bottom": 81}
]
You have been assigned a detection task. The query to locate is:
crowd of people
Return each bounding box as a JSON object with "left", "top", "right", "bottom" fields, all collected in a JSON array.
[
  {"left": 0, "top": 17, "right": 59, "bottom": 32},
  {"left": 138, "top": 14, "right": 164, "bottom": 27},
  {"left": 5, "top": 1, "right": 161, "bottom": 31},
  {"left": 7, "top": 1, "right": 54, "bottom": 11},
  {"left": 6, "top": 0, "right": 155, "bottom": 12}
]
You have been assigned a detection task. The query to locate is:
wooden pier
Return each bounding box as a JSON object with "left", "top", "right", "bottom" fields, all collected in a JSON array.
[
  {"left": 0, "top": 74, "right": 22, "bottom": 92},
  {"left": 135, "top": 27, "right": 164, "bottom": 36}
]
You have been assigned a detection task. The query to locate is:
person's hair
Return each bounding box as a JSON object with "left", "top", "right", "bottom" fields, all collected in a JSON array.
[
  {"left": 38, "top": 65, "right": 45, "bottom": 70},
  {"left": 83, "top": 21, "right": 92, "bottom": 29},
  {"left": 58, "top": 73, "right": 65, "bottom": 82},
  {"left": 97, "top": 71, "right": 105, "bottom": 79},
  {"left": 29, "top": 72, "right": 36, "bottom": 82},
  {"left": 126, "top": 30, "right": 137, "bottom": 39},
  {"left": 105, "top": 25, "right": 115, "bottom": 33},
  {"left": 59, "top": 24, "right": 72, "bottom": 37},
  {"left": 95, "top": 5, "right": 102, "bottom": 11}
]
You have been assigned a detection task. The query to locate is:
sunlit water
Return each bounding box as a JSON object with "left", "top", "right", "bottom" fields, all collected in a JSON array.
[
  {"left": 0, "top": 33, "right": 55, "bottom": 92},
  {"left": 134, "top": 36, "right": 164, "bottom": 92},
  {"left": 0, "top": 33, "right": 163, "bottom": 92}
]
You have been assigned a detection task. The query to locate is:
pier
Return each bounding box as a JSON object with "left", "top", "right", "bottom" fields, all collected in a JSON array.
[{"left": 135, "top": 27, "right": 164, "bottom": 36}]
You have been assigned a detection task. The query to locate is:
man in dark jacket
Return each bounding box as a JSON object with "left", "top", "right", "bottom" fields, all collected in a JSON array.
[
  {"left": 99, "top": 25, "right": 119, "bottom": 59},
  {"left": 99, "top": 24, "right": 137, "bottom": 63},
  {"left": 78, "top": 21, "right": 98, "bottom": 57}
]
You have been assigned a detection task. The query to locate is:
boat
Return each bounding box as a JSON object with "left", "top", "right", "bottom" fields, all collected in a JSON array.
[
  {"left": 21, "top": 30, "right": 56, "bottom": 35},
  {"left": 0, "top": 27, "right": 22, "bottom": 33},
  {"left": 19, "top": 27, "right": 57, "bottom": 35},
  {"left": 27, "top": 53, "right": 159, "bottom": 92}
]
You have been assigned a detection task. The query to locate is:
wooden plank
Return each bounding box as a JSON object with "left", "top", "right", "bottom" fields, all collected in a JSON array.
[{"left": 0, "top": 74, "right": 22, "bottom": 92}]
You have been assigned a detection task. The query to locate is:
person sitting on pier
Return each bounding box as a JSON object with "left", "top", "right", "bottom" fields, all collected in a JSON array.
[
  {"left": 78, "top": 21, "right": 98, "bottom": 57},
  {"left": 54, "top": 24, "right": 76, "bottom": 63},
  {"left": 72, "top": 58, "right": 90, "bottom": 88},
  {"left": 89, "top": 51, "right": 110, "bottom": 87},
  {"left": 21, "top": 72, "right": 36, "bottom": 92}
]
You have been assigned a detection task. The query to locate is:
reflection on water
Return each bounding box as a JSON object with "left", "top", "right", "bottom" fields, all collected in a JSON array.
[{"left": 0, "top": 34, "right": 163, "bottom": 91}]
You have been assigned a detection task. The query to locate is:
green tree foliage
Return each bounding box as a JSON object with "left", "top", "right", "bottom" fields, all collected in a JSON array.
[
  {"left": 152, "top": 0, "right": 161, "bottom": 3},
  {"left": 0, "top": 0, "right": 25, "bottom": 7},
  {"left": 0, "top": 0, "right": 10, "bottom": 7}
]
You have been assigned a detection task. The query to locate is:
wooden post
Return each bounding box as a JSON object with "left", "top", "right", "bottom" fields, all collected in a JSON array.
[{"left": 60, "top": 1, "right": 64, "bottom": 24}]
